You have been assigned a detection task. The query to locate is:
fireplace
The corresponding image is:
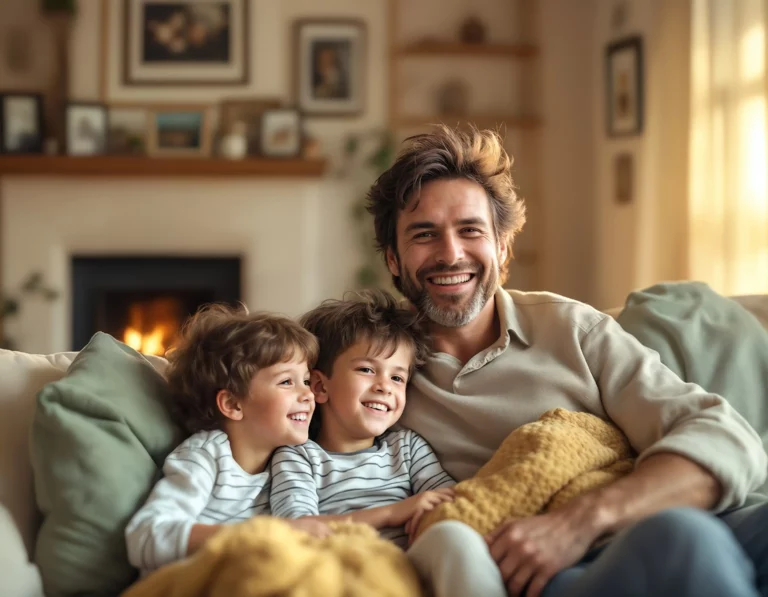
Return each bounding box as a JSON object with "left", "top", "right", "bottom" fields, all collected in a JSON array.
[{"left": 71, "top": 256, "right": 242, "bottom": 354}]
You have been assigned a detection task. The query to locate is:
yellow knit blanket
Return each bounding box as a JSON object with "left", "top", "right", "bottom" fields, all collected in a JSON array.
[
  {"left": 416, "top": 408, "right": 636, "bottom": 538},
  {"left": 122, "top": 409, "right": 634, "bottom": 597},
  {"left": 121, "top": 517, "right": 422, "bottom": 597}
]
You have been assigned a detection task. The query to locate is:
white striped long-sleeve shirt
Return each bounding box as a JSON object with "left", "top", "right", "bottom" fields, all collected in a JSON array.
[
  {"left": 125, "top": 430, "right": 271, "bottom": 574},
  {"left": 269, "top": 428, "right": 455, "bottom": 548}
]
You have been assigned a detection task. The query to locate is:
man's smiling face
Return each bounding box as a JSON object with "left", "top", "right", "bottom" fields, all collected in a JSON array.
[{"left": 387, "top": 178, "right": 507, "bottom": 328}]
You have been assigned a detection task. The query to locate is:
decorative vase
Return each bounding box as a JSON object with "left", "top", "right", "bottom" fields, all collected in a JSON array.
[{"left": 220, "top": 121, "right": 248, "bottom": 160}]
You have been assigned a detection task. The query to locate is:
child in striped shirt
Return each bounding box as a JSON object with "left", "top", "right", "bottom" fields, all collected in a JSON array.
[
  {"left": 270, "top": 290, "right": 507, "bottom": 597},
  {"left": 125, "top": 304, "right": 329, "bottom": 575}
]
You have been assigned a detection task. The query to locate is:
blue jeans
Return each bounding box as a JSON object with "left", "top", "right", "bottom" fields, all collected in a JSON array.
[{"left": 542, "top": 502, "right": 768, "bottom": 597}]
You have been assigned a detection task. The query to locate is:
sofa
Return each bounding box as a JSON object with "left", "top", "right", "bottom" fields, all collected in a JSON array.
[{"left": 2, "top": 289, "right": 768, "bottom": 597}]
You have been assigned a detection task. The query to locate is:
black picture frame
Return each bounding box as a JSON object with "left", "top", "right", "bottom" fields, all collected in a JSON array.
[
  {"left": 0, "top": 92, "right": 44, "bottom": 154},
  {"left": 66, "top": 102, "right": 109, "bottom": 156},
  {"left": 605, "top": 36, "right": 644, "bottom": 137}
]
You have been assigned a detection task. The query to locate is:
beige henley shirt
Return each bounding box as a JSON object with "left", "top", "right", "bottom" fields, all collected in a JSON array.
[{"left": 400, "top": 288, "right": 767, "bottom": 512}]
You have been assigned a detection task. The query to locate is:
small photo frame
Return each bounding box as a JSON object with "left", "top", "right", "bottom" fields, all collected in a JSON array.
[
  {"left": 606, "top": 36, "right": 644, "bottom": 137},
  {"left": 0, "top": 93, "right": 44, "bottom": 153},
  {"left": 107, "top": 105, "right": 149, "bottom": 154},
  {"left": 219, "top": 98, "right": 282, "bottom": 155},
  {"left": 260, "top": 109, "right": 302, "bottom": 157},
  {"left": 123, "top": 0, "right": 250, "bottom": 86},
  {"left": 294, "top": 20, "right": 366, "bottom": 117},
  {"left": 147, "top": 106, "right": 212, "bottom": 156},
  {"left": 66, "top": 103, "right": 108, "bottom": 156}
]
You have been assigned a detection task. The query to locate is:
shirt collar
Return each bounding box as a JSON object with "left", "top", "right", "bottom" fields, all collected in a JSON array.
[{"left": 495, "top": 287, "right": 530, "bottom": 347}]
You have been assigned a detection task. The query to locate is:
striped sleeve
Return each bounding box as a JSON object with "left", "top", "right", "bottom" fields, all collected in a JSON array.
[
  {"left": 125, "top": 443, "right": 216, "bottom": 572},
  {"left": 269, "top": 445, "right": 320, "bottom": 519},
  {"left": 407, "top": 430, "right": 456, "bottom": 493}
]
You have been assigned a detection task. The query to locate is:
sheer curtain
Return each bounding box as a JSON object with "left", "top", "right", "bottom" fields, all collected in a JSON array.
[{"left": 688, "top": 0, "right": 768, "bottom": 295}]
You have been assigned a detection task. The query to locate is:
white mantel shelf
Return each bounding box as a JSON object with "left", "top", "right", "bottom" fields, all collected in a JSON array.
[{"left": 0, "top": 155, "right": 328, "bottom": 178}]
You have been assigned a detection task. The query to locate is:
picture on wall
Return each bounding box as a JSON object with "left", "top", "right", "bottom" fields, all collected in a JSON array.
[
  {"left": 294, "top": 20, "right": 366, "bottom": 116},
  {"left": 0, "top": 93, "right": 43, "bottom": 153},
  {"left": 123, "top": 0, "right": 250, "bottom": 86},
  {"left": 606, "top": 36, "right": 644, "bottom": 136},
  {"left": 147, "top": 106, "right": 212, "bottom": 156},
  {"left": 66, "top": 103, "right": 108, "bottom": 156}
]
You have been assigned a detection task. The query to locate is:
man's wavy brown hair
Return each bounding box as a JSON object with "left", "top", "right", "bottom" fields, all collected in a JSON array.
[
  {"left": 164, "top": 304, "right": 318, "bottom": 435},
  {"left": 366, "top": 125, "right": 526, "bottom": 289}
]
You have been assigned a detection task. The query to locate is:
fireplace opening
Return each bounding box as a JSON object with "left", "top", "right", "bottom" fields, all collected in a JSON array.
[{"left": 71, "top": 256, "right": 242, "bottom": 354}]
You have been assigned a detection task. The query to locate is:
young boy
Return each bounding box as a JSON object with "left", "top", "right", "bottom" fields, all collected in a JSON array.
[
  {"left": 269, "top": 290, "right": 507, "bottom": 597},
  {"left": 125, "top": 304, "right": 328, "bottom": 575}
]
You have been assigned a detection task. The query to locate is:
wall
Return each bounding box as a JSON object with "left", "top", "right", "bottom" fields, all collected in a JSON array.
[
  {"left": 537, "top": 0, "right": 598, "bottom": 305},
  {"left": 592, "top": 0, "right": 691, "bottom": 309}
]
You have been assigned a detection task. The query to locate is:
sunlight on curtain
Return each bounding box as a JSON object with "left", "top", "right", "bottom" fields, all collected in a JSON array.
[{"left": 689, "top": 0, "right": 768, "bottom": 295}]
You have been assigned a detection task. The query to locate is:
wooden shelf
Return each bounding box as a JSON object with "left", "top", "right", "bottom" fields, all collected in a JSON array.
[
  {"left": 0, "top": 155, "right": 328, "bottom": 178},
  {"left": 397, "top": 41, "right": 538, "bottom": 58},
  {"left": 395, "top": 114, "right": 541, "bottom": 130}
]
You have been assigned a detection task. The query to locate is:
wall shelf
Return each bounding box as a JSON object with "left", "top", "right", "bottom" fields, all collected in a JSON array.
[
  {"left": 397, "top": 41, "right": 538, "bottom": 58},
  {"left": 0, "top": 156, "right": 328, "bottom": 178}
]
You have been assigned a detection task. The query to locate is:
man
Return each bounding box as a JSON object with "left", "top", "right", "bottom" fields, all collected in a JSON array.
[{"left": 366, "top": 125, "right": 768, "bottom": 597}]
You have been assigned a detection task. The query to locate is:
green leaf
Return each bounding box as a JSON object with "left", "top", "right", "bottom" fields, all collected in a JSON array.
[
  {"left": 2, "top": 298, "right": 19, "bottom": 317},
  {"left": 344, "top": 136, "right": 360, "bottom": 156},
  {"left": 356, "top": 265, "right": 379, "bottom": 288},
  {"left": 21, "top": 272, "right": 42, "bottom": 292}
]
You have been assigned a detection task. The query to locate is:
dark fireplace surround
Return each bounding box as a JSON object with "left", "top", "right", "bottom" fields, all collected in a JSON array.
[{"left": 71, "top": 256, "right": 241, "bottom": 352}]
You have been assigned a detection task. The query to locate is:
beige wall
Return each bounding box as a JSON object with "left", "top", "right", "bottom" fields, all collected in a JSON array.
[
  {"left": 592, "top": 0, "right": 691, "bottom": 309},
  {"left": 538, "top": 0, "right": 598, "bottom": 305}
]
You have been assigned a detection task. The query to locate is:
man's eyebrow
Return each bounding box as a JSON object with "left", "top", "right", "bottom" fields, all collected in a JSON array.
[
  {"left": 456, "top": 217, "right": 487, "bottom": 227},
  {"left": 404, "top": 221, "right": 435, "bottom": 234}
]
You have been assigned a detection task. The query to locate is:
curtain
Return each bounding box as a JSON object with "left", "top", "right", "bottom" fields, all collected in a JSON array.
[{"left": 688, "top": 0, "right": 768, "bottom": 295}]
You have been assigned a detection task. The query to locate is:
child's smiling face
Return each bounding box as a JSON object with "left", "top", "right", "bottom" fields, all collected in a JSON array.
[{"left": 312, "top": 339, "right": 414, "bottom": 452}]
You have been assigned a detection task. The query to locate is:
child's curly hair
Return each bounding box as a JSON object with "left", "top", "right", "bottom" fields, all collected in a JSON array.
[
  {"left": 165, "top": 304, "right": 318, "bottom": 435},
  {"left": 300, "top": 288, "right": 432, "bottom": 378}
]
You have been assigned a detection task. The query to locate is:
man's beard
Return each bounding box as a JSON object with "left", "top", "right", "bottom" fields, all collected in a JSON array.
[{"left": 399, "top": 260, "right": 498, "bottom": 328}]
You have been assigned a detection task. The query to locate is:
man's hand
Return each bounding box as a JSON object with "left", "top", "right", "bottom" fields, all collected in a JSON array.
[
  {"left": 485, "top": 501, "right": 606, "bottom": 597},
  {"left": 286, "top": 517, "right": 333, "bottom": 538}
]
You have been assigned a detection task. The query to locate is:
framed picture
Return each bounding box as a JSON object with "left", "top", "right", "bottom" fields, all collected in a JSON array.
[
  {"left": 66, "top": 103, "right": 108, "bottom": 156},
  {"left": 606, "top": 36, "right": 643, "bottom": 136},
  {"left": 0, "top": 93, "right": 44, "bottom": 153},
  {"left": 219, "top": 98, "right": 281, "bottom": 155},
  {"left": 147, "top": 106, "right": 212, "bottom": 156},
  {"left": 294, "top": 20, "right": 366, "bottom": 117},
  {"left": 123, "top": 0, "right": 250, "bottom": 86},
  {"left": 260, "top": 109, "right": 302, "bottom": 157},
  {"left": 107, "top": 105, "right": 149, "bottom": 154},
  {"left": 614, "top": 152, "right": 634, "bottom": 204}
]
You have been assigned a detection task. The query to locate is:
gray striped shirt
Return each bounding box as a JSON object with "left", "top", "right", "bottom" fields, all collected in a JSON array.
[
  {"left": 125, "top": 429, "right": 271, "bottom": 573},
  {"left": 269, "top": 428, "right": 455, "bottom": 548}
]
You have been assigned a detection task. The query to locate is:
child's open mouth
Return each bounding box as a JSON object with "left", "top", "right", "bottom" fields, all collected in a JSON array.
[
  {"left": 287, "top": 412, "right": 309, "bottom": 423},
  {"left": 362, "top": 402, "right": 390, "bottom": 414}
]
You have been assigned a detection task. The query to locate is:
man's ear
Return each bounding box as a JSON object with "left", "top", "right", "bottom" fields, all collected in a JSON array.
[
  {"left": 216, "top": 389, "right": 243, "bottom": 421},
  {"left": 386, "top": 247, "right": 400, "bottom": 278},
  {"left": 497, "top": 235, "right": 510, "bottom": 265},
  {"left": 310, "top": 370, "right": 330, "bottom": 404}
]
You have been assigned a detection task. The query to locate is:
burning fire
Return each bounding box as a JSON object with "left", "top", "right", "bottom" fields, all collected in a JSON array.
[{"left": 122, "top": 298, "right": 183, "bottom": 356}]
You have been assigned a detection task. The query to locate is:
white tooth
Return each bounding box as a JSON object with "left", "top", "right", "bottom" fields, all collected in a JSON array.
[
  {"left": 363, "top": 402, "right": 387, "bottom": 411},
  {"left": 289, "top": 413, "right": 307, "bottom": 421},
  {"left": 432, "top": 274, "right": 471, "bottom": 285}
]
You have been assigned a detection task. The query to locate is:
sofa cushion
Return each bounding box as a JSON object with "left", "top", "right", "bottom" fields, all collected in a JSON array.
[
  {"left": 30, "top": 333, "right": 181, "bottom": 597},
  {"left": 617, "top": 282, "right": 768, "bottom": 494}
]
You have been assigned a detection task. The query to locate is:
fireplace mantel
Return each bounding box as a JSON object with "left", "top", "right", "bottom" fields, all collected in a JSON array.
[{"left": 0, "top": 156, "right": 327, "bottom": 178}]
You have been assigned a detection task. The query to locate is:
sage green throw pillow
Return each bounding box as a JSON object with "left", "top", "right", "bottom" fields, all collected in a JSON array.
[{"left": 31, "top": 333, "right": 181, "bottom": 597}]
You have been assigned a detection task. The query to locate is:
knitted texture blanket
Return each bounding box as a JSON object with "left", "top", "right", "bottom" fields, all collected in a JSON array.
[
  {"left": 121, "top": 517, "right": 422, "bottom": 597},
  {"left": 416, "top": 408, "right": 636, "bottom": 538}
]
